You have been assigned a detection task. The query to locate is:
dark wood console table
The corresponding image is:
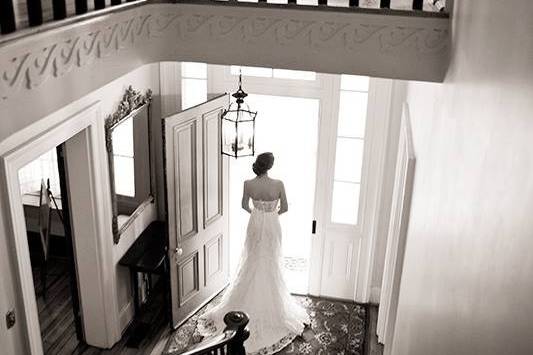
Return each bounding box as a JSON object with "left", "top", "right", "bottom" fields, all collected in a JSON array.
[{"left": 118, "top": 220, "right": 168, "bottom": 347}]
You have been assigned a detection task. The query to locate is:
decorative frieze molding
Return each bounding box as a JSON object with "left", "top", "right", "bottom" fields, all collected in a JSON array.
[{"left": 0, "top": 3, "right": 449, "bottom": 101}]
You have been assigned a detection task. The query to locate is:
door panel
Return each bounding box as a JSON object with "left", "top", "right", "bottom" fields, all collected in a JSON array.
[
  {"left": 320, "top": 235, "right": 361, "bottom": 298},
  {"left": 174, "top": 121, "right": 198, "bottom": 239},
  {"left": 178, "top": 251, "right": 200, "bottom": 306},
  {"left": 204, "top": 234, "right": 224, "bottom": 286},
  {"left": 165, "top": 94, "right": 230, "bottom": 328},
  {"left": 202, "top": 110, "right": 222, "bottom": 226}
]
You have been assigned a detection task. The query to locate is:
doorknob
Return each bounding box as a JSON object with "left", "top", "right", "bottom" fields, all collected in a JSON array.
[{"left": 175, "top": 247, "right": 183, "bottom": 256}]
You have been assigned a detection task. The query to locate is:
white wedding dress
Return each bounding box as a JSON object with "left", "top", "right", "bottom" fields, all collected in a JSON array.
[{"left": 197, "top": 199, "right": 309, "bottom": 355}]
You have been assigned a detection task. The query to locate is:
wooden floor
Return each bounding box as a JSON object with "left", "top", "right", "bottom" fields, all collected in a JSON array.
[
  {"left": 33, "top": 253, "right": 382, "bottom": 355},
  {"left": 33, "top": 259, "right": 170, "bottom": 355},
  {"left": 365, "top": 304, "right": 385, "bottom": 355}
]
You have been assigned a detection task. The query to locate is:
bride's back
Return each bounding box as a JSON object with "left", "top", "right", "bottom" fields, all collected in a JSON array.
[{"left": 246, "top": 176, "right": 281, "bottom": 201}]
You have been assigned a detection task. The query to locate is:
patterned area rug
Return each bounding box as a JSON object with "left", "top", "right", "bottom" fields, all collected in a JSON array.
[{"left": 164, "top": 295, "right": 366, "bottom": 355}]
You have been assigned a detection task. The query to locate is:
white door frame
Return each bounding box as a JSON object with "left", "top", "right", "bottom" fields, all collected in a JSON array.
[
  {"left": 0, "top": 102, "right": 118, "bottom": 354},
  {"left": 208, "top": 65, "right": 394, "bottom": 301},
  {"left": 356, "top": 78, "right": 394, "bottom": 302},
  {"left": 209, "top": 65, "right": 332, "bottom": 295},
  {"left": 377, "top": 103, "right": 416, "bottom": 352},
  {"left": 309, "top": 77, "right": 394, "bottom": 302}
]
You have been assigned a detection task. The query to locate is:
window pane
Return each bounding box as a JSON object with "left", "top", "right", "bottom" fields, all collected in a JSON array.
[
  {"left": 341, "top": 74, "right": 369, "bottom": 91},
  {"left": 18, "top": 149, "right": 61, "bottom": 196},
  {"left": 182, "top": 62, "right": 207, "bottom": 79},
  {"left": 273, "top": 69, "right": 316, "bottom": 81},
  {"left": 334, "top": 137, "right": 364, "bottom": 183},
  {"left": 114, "top": 156, "right": 135, "bottom": 197},
  {"left": 111, "top": 117, "right": 134, "bottom": 157},
  {"left": 331, "top": 182, "right": 360, "bottom": 225},
  {"left": 338, "top": 91, "right": 368, "bottom": 138},
  {"left": 230, "top": 65, "right": 273, "bottom": 78},
  {"left": 182, "top": 78, "right": 207, "bottom": 110}
]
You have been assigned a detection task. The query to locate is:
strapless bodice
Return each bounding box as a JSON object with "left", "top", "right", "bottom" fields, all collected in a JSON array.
[{"left": 252, "top": 199, "right": 278, "bottom": 212}]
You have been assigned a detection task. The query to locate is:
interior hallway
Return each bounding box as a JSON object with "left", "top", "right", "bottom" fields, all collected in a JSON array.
[{"left": 33, "top": 257, "right": 169, "bottom": 355}]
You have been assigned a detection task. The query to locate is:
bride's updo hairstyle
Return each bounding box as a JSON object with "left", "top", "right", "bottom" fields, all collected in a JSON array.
[{"left": 252, "top": 152, "right": 274, "bottom": 176}]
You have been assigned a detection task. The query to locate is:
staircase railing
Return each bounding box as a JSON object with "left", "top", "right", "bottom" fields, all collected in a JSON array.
[
  {"left": 1, "top": 0, "right": 448, "bottom": 35},
  {"left": 175, "top": 311, "right": 250, "bottom": 355}
]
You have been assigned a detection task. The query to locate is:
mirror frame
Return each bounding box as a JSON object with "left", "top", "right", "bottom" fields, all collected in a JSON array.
[{"left": 105, "top": 86, "right": 154, "bottom": 244}]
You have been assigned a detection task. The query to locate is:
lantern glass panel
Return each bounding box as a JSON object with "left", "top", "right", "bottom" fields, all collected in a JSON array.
[
  {"left": 222, "top": 117, "right": 237, "bottom": 156},
  {"left": 221, "top": 106, "right": 256, "bottom": 157},
  {"left": 236, "top": 119, "right": 255, "bottom": 156}
]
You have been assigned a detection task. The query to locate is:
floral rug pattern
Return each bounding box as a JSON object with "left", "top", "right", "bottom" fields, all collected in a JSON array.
[{"left": 164, "top": 295, "right": 366, "bottom": 355}]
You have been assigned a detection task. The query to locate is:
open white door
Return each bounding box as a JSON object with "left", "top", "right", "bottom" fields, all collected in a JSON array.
[{"left": 164, "top": 94, "right": 230, "bottom": 328}]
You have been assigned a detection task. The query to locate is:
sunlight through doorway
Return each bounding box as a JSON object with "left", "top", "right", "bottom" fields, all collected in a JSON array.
[{"left": 229, "top": 94, "right": 320, "bottom": 294}]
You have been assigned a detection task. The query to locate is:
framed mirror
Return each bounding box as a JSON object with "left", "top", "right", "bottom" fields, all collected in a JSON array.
[{"left": 105, "top": 86, "right": 154, "bottom": 244}]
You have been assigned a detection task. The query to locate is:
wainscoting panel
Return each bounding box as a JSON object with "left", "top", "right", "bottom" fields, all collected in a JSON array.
[{"left": 320, "top": 237, "right": 362, "bottom": 299}]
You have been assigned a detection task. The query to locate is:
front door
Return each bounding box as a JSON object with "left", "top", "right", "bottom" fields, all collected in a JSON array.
[{"left": 164, "top": 94, "right": 230, "bottom": 327}]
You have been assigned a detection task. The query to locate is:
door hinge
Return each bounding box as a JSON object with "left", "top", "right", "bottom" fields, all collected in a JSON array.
[
  {"left": 6, "top": 309, "right": 15, "bottom": 329},
  {"left": 312, "top": 220, "right": 317, "bottom": 234}
]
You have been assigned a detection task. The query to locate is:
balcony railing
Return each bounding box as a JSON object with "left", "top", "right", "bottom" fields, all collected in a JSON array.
[{"left": 1, "top": 0, "right": 447, "bottom": 35}]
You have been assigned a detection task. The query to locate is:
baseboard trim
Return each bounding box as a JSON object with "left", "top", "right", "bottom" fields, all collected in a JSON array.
[{"left": 370, "top": 286, "right": 381, "bottom": 305}]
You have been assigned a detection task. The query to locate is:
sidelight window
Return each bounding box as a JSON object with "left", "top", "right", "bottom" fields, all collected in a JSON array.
[{"left": 330, "top": 75, "right": 369, "bottom": 225}]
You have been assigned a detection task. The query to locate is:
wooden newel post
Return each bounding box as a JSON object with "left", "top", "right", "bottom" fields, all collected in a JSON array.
[{"left": 224, "top": 311, "right": 250, "bottom": 355}]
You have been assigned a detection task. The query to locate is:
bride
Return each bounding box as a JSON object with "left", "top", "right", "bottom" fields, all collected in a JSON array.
[{"left": 198, "top": 152, "right": 309, "bottom": 354}]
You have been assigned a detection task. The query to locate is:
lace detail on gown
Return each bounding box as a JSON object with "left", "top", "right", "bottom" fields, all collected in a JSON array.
[{"left": 197, "top": 199, "right": 309, "bottom": 355}]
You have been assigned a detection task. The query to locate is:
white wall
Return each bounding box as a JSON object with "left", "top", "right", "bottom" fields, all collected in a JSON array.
[
  {"left": 0, "top": 63, "right": 160, "bottom": 354},
  {"left": 392, "top": 1, "right": 533, "bottom": 354}
]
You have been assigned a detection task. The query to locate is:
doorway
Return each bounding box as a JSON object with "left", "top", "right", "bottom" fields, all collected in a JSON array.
[
  {"left": 182, "top": 63, "right": 392, "bottom": 303},
  {"left": 1, "top": 103, "right": 117, "bottom": 354},
  {"left": 18, "top": 145, "right": 83, "bottom": 354},
  {"left": 228, "top": 94, "right": 320, "bottom": 294}
]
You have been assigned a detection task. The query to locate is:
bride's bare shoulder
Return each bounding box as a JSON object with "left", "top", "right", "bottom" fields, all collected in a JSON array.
[{"left": 273, "top": 178, "right": 284, "bottom": 186}]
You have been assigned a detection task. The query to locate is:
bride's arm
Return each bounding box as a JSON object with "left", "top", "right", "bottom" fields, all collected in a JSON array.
[
  {"left": 278, "top": 182, "right": 288, "bottom": 215},
  {"left": 241, "top": 181, "right": 252, "bottom": 214}
]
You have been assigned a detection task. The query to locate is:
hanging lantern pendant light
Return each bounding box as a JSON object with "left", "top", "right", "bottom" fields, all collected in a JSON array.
[{"left": 221, "top": 71, "right": 257, "bottom": 158}]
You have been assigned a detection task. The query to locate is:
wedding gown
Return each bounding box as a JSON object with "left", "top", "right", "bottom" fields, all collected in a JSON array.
[{"left": 197, "top": 199, "right": 309, "bottom": 355}]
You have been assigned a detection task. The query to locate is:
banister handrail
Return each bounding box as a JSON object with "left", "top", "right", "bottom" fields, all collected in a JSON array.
[{"left": 175, "top": 311, "right": 250, "bottom": 355}]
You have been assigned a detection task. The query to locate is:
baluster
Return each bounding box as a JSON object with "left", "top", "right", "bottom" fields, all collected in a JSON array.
[
  {"left": 52, "top": 0, "right": 67, "bottom": 20},
  {"left": 0, "top": 0, "right": 16, "bottom": 34},
  {"left": 412, "top": 0, "right": 423, "bottom": 10},
  {"left": 380, "top": 0, "right": 390, "bottom": 8},
  {"left": 94, "top": 0, "right": 105, "bottom": 10},
  {"left": 318, "top": 0, "right": 327, "bottom": 5},
  {"left": 26, "top": 0, "right": 43, "bottom": 26},
  {"left": 75, "top": 0, "right": 87, "bottom": 14},
  {"left": 224, "top": 312, "right": 250, "bottom": 355},
  {"left": 288, "top": 0, "right": 297, "bottom": 4},
  {"left": 349, "top": 0, "right": 359, "bottom": 7}
]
